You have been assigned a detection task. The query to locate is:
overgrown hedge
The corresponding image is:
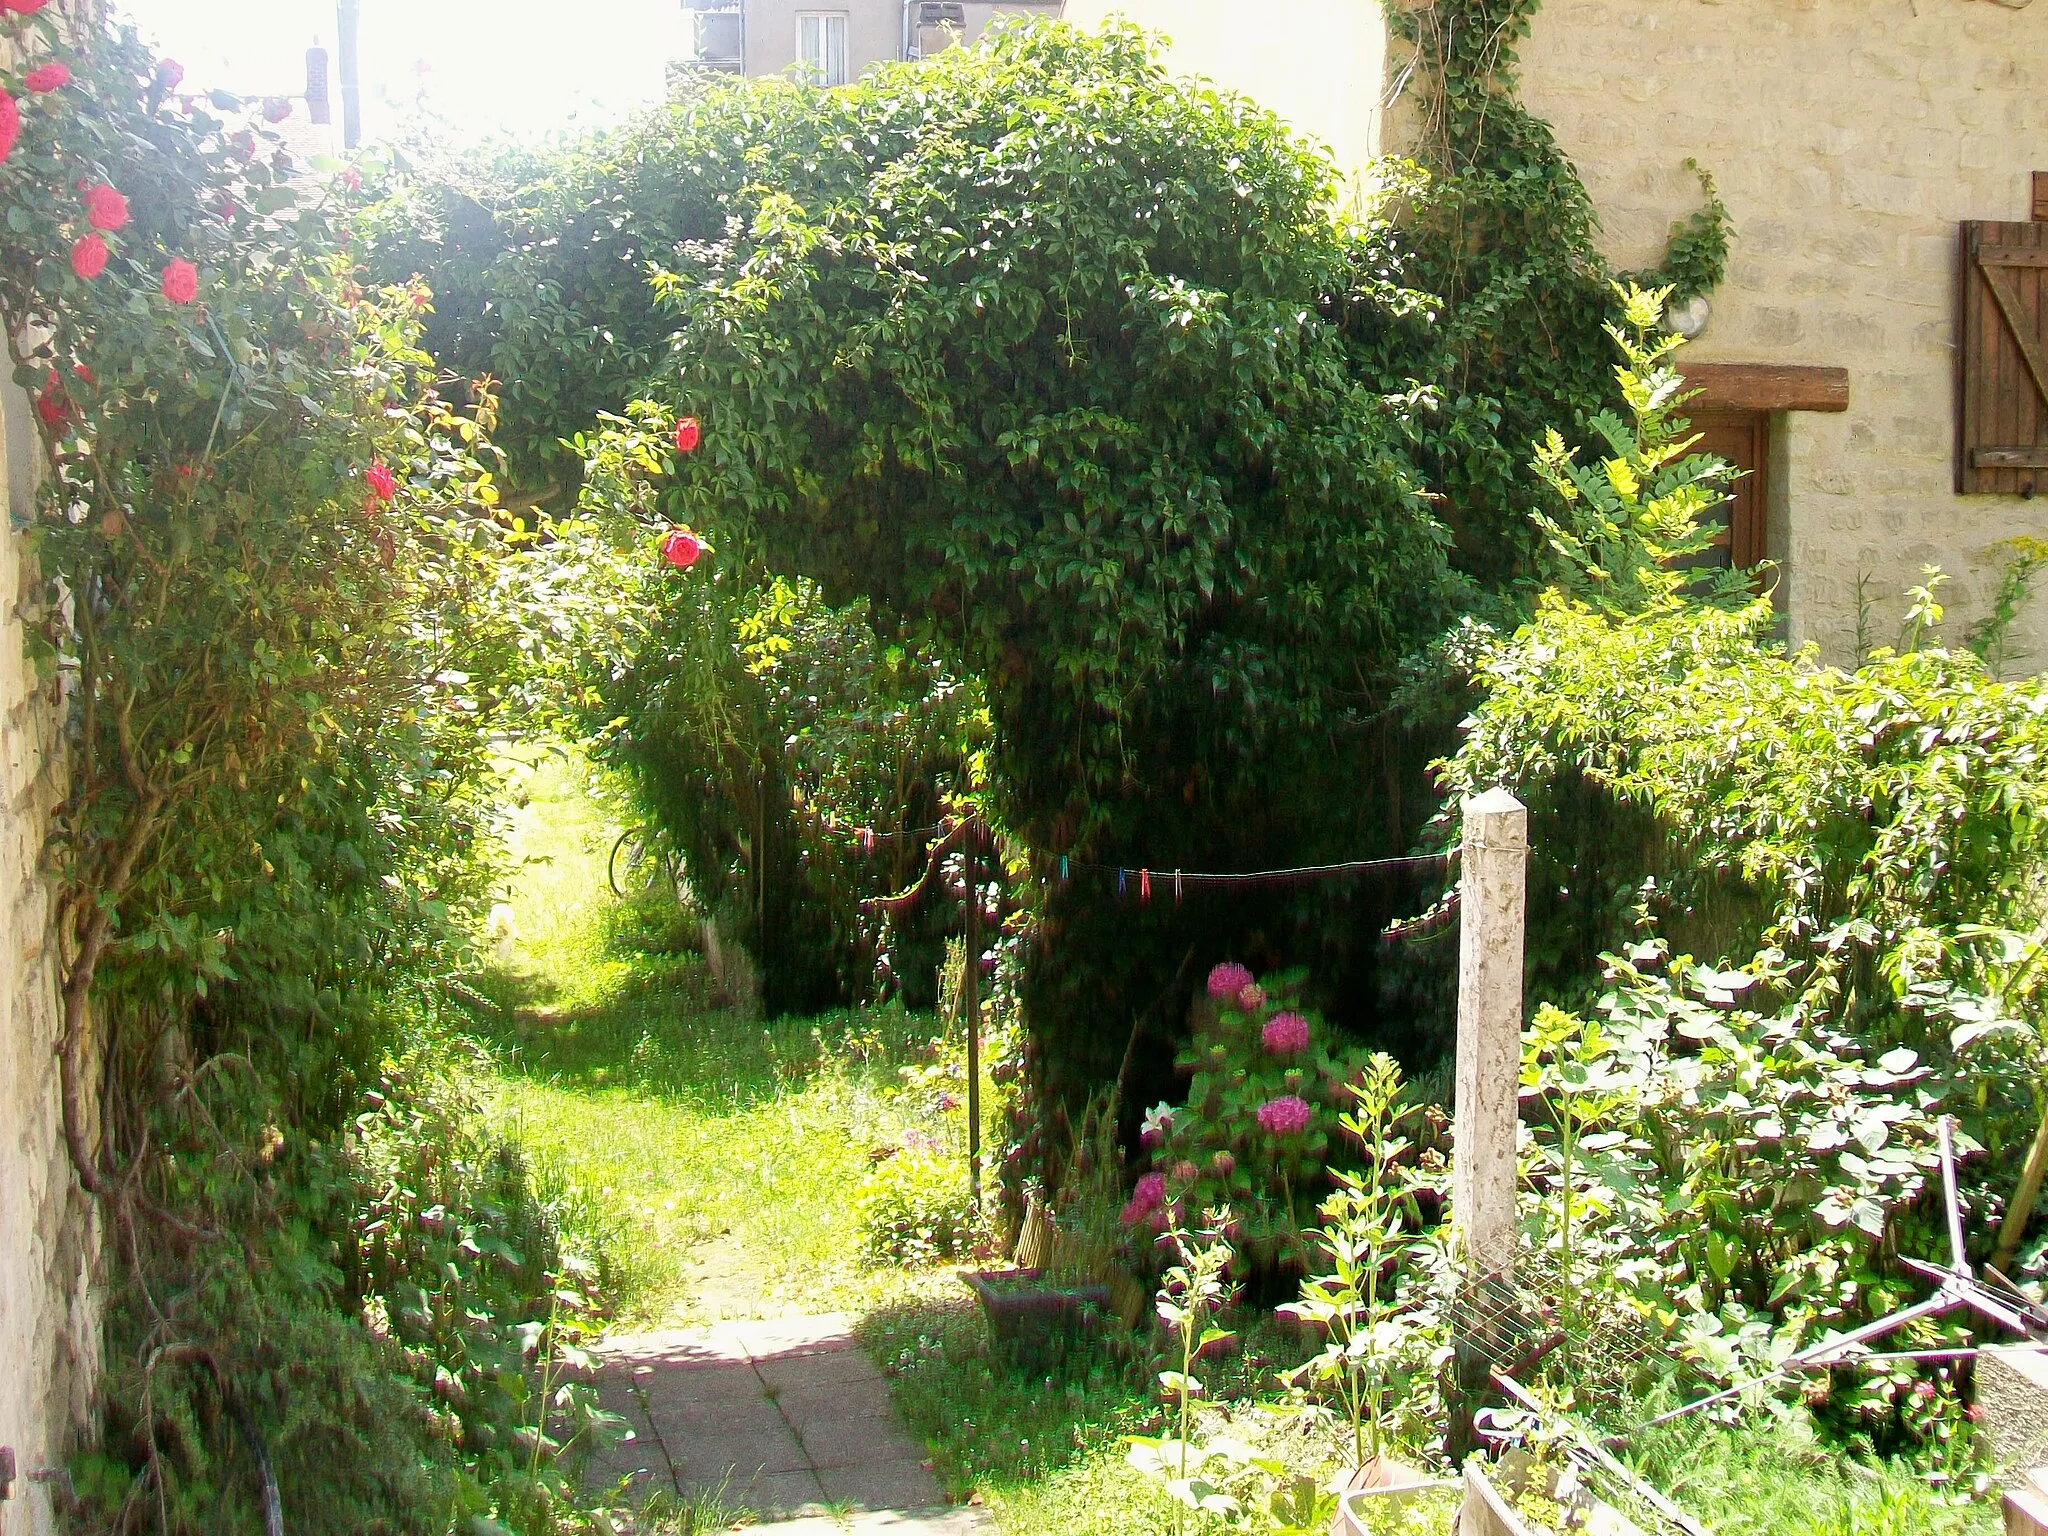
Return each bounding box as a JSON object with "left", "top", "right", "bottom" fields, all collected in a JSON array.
[{"left": 364, "top": 15, "right": 1726, "bottom": 1126}]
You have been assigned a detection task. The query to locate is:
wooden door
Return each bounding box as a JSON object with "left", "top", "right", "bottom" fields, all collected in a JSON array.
[{"left": 1958, "top": 218, "right": 2048, "bottom": 495}]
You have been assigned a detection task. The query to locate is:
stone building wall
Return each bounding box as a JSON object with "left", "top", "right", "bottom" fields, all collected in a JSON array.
[
  {"left": 0, "top": 379, "right": 99, "bottom": 1533},
  {"left": 1505, "top": 0, "right": 2048, "bottom": 664},
  {"left": 1063, "top": 0, "right": 2048, "bottom": 667}
]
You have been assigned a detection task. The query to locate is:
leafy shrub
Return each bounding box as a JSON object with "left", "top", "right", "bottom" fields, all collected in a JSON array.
[
  {"left": 71, "top": 1022, "right": 618, "bottom": 1536},
  {"left": 858, "top": 1140, "right": 987, "bottom": 1266},
  {"left": 558, "top": 409, "right": 987, "bottom": 1012}
]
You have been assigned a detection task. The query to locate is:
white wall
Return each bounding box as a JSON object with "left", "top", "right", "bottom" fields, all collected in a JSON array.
[{"left": 1059, "top": 0, "right": 1384, "bottom": 202}]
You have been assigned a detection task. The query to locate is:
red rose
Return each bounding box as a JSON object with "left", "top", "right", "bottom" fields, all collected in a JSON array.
[
  {"left": 24, "top": 63, "right": 69, "bottom": 92},
  {"left": 72, "top": 363, "right": 93, "bottom": 384},
  {"left": 365, "top": 461, "right": 398, "bottom": 501},
  {"left": 82, "top": 183, "right": 128, "bottom": 232},
  {"left": 673, "top": 416, "right": 701, "bottom": 454},
  {"left": 34, "top": 375, "right": 71, "bottom": 430},
  {"left": 341, "top": 167, "right": 361, "bottom": 192},
  {"left": 69, "top": 233, "right": 107, "bottom": 279},
  {"left": 159, "top": 258, "right": 198, "bottom": 304},
  {"left": 0, "top": 91, "right": 18, "bottom": 163},
  {"left": 155, "top": 59, "right": 183, "bottom": 91},
  {"left": 661, "top": 528, "right": 703, "bottom": 570},
  {"left": 0, "top": 0, "right": 52, "bottom": 14}
]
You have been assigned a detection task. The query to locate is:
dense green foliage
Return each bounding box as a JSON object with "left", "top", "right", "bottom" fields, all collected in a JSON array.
[
  {"left": 359, "top": 15, "right": 1733, "bottom": 1127},
  {"left": 561, "top": 405, "right": 987, "bottom": 1012},
  {"left": 1389, "top": 0, "right": 1729, "bottom": 594},
  {"left": 0, "top": 10, "right": 624, "bottom": 1532}
]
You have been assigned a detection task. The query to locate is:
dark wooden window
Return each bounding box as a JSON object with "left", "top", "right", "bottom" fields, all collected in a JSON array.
[
  {"left": 1663, "top": 407, "right": 1770, "bottom": 575},
  {"left": 1958, "top": 218, "right": 2048, "bottom": 495},
  {"left": 1691, "top": 408, "right": 1770, "bottom": 570}
]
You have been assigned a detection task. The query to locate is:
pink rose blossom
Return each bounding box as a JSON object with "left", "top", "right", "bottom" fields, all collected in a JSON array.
[
  {"left": 1262, "top": 1011, "right": 1310, "bottom": 1055},
  {"left": 0, "top": 91, "right": 18, "bottom": 163},
  {"left": 365, "top": 461, "right": 398, "bottom": 501},
  {"left": 1121, "top": 1171, "right": 1169, "bottom": 1228},
  {"left": 0, "top": 0, "right": 51, "bottom": 14},
  {"left": 1206, "top": 962, "right": 1253, "bottom": 1002},
  {"left": 1256, "top": 1094, "right": 1313, "bottom": 1137},
  {"left": 661, "top": 527, "right": 703, "bottom": 570},
  {"left": 154, "top": 59, "right": 184, "bottom": 91},
  {"left": 25, "top": 63, "right": 69, "bottom": 92}
]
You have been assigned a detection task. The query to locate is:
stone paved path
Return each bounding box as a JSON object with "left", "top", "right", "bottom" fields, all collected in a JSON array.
[{"left": 587, "top": 1313, "right": 971, "bottom": 1530}]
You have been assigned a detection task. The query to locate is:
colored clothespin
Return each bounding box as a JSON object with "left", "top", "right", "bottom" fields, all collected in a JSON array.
[
  {"left": 1118, "top": 868, "right": 1128, "bottom": 897},
  {"left": 1140, "top": 868, "right": 1152, "bottom": 903},
  {"left": 1173, "top": 869, "right": 1183, "bottom": 903},
  {"left": 1059, "top": 854, "right": 1069, "bottom": 884}
]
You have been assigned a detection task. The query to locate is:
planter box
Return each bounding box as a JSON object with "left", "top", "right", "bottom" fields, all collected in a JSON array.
[
  {"left": 1462, "top": 1458, "right": 1650, "bottom": 1536},
  {"left": 963, "top": 1267, "right": 1112, "bottom": 1373},
  {"left": 1334, "top": 1457, "right": 1459, "bottom": 1536}
]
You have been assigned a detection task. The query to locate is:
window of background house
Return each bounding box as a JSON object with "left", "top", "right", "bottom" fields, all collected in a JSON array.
[{"left": 797, "top": 13, "right": 849, "bottom": 86}]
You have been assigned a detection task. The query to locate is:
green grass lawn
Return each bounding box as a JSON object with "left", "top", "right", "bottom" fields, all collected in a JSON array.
[
  {"left": 463, "top": 748, "right": 1181, "bottom": 1531},
  {"left": 462, "top": 749, "right": 2004, "bottom": 1536},
  {"left": 468, "top": 746, "right": 963, "bottom": 1325}
]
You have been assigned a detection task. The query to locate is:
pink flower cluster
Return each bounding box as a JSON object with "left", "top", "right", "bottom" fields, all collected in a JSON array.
[
  {"left": 1261, "top": 1011, "right": 1310, "bottom": 1055},
  {"left": 1206, "top": 961, "right": 1252, "bottom": 1001},
  {"left": 1256, "top": 1094, "right": 1312, "bottom": 1137},
  {"left": 1119, "top": 1170, "right": 1168, "bottom": 1228}
]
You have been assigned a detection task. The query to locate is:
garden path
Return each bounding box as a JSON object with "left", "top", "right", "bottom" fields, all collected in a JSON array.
[{"left": 589, "top": 1312, "right": 976, "bottom": 1533}]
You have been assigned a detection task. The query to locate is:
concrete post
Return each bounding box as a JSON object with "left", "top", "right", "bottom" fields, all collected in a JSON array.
[{"left": 1453, "top": 788, "right": 1528, "bottom": 1281}]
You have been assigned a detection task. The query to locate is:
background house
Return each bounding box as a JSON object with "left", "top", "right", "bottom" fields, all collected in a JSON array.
[
  {"left": 684, "top": 0, "right": 1061, "bottom": 82},
  {"left": 1062, "top": 0, "right": 2048, "bottom": 668}
]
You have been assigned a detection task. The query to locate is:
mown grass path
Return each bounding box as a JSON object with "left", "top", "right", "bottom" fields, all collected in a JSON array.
[
  {"left": 471, "top": 748, "right": 960, "bottom": 1327},
  {"left": 464, "top": 751, "right": 1168, "bottom": 1534}
]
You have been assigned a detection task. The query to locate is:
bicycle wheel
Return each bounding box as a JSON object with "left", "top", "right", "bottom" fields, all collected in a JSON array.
[{"left": 609, "top": 827, "right": 661, "bottom": 899}]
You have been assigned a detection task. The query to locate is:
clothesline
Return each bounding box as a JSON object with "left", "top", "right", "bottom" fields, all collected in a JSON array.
[{"left": 1056, "top": 848, "right": 1455, "bottom": 902}]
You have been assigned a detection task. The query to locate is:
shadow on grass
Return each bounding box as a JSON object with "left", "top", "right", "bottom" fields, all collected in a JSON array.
[{"left": 454, "top": 899, "right": 939, "bottom": 1118}]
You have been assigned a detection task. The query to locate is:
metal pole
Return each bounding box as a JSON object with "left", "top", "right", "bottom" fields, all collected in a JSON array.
[
  {"left": 336, "top": 0, "right": 361, "bottom": 149},
  {"left": 964, "top": 818, "right": 982, "bottom": 1209}
]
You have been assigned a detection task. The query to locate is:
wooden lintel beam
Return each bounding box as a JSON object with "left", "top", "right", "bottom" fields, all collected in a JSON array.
[{"left": 1683, "top": 363, "right": 1850, "bottom": 413}]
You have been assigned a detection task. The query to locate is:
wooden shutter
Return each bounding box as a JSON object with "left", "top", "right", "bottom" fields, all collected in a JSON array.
[{"left": 1959, "top": 219, "right": 2048, "bottom": 494}]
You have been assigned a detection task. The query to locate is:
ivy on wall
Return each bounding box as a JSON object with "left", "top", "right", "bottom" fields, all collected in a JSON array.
[{"left": 1386, "top": 0, "right": 1731, "bottom": 596}]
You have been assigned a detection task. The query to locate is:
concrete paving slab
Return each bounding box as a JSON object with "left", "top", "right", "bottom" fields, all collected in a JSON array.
[
  {"left": 732, "top": 1467, "right": 830, "bottom": 1519},
  {"left": 755, "top": 1346, "right": 889, "bottom": 1391},
  {"left": 814, "top": 1455, "right": 945, "bottom": 1511},
  {"left": 674, "top": 1423, "right": 814, "bottom": 1480},
  {"left": 797, "top": 1412, "right": 927, "bottom": 1471},
  {"left": 733, "top": 1315, "right": 857, "bottom": 1358},
  {"left": 768, "top": 1380, "right": 893, "bottom": 1431},
  {"left": 588, "top": 1313, "right": 958, "bottom": 1525}
]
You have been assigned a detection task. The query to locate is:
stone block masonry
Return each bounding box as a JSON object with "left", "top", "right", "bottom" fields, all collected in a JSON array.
[
  {"left": 1507, "top": 0, "right": 2048, "bottom": 666},
  {"left": 0, "top": 383, "right": 100, "bottom": 1533}
]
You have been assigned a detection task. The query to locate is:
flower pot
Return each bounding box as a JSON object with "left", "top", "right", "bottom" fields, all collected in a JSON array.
[{"left": 963, "top": 1267, "right": 1112, "bottom": 1373}]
